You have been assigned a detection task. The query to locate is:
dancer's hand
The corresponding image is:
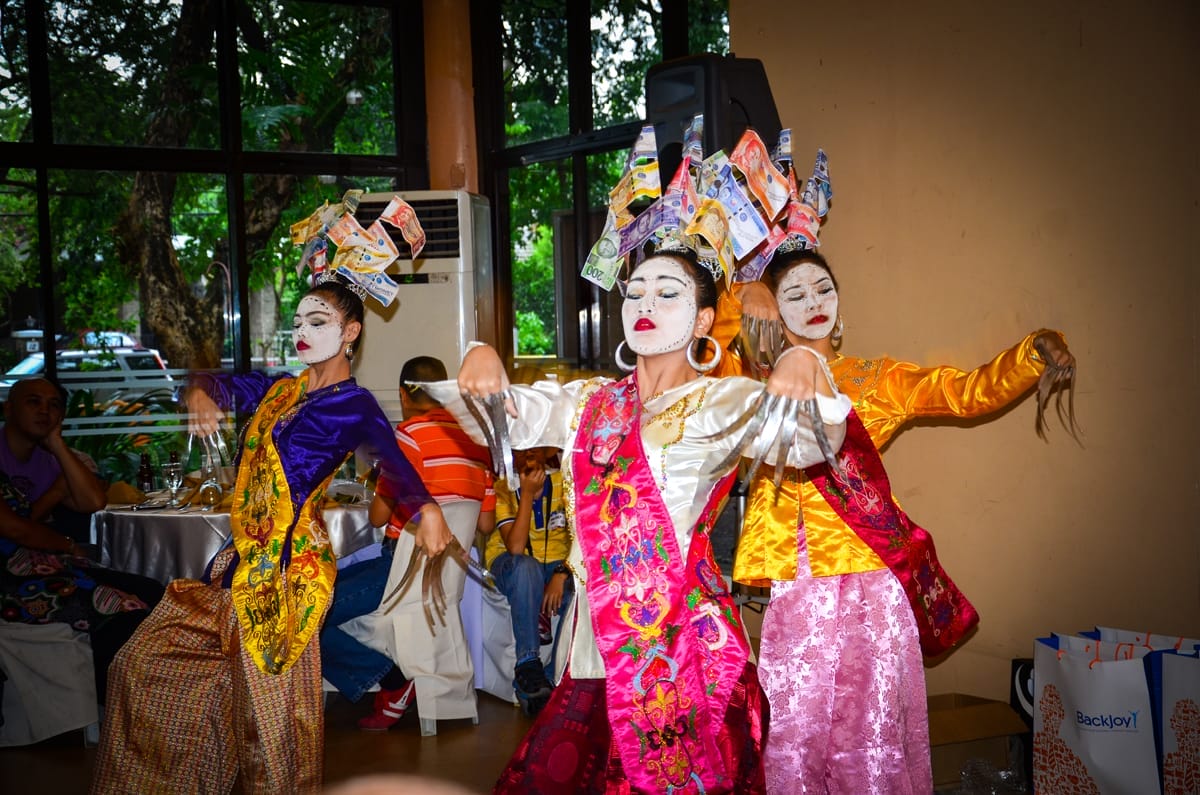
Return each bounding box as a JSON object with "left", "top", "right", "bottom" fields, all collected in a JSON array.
[
  {"left": 766, "top": 345, "right": 833, "bottom": 401},
  {"left": 739, "top": 280, "right": 780, "bottom": 322},
  {"left": 413, "top": 501, "right": 452, "bottom": 558},
  {"left": 458, "top": 344, "right": 515, "bottom": 418},
  {"left": 184, "top": 387, "right": 224, "bottom": 436},
  {"left": 1034, "top": 330, "right": 1074, "bottom": 371}
]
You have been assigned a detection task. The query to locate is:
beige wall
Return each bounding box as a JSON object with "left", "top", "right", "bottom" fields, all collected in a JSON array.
[{"left": 732, "top": 1, "right": 1200, "bottom": 699}]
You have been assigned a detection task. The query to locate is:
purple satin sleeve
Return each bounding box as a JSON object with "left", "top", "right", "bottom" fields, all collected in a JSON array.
[
  {"left": 336, "top": 393, "right": 434, "bottom": 522},
  {"left": 269, "top": 383, "right": 433, "bottom": 521},
  {"left": 189, "top": 372, "right": 433, "bottom": 520}
]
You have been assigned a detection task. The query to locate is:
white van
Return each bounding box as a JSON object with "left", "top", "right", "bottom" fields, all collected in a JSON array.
[{"left": 0, "top": 347, "right": 172, "bottom": 402}]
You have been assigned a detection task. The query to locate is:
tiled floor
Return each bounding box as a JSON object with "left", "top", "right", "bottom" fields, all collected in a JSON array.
[{"left": 1, "top": 691, "right": 531, "bottom": 794}]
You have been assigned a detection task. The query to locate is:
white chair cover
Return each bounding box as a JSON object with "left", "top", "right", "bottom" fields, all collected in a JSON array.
[
  {"left": 0, "top": 622, "right": 98, "bottom": 747},
  {"left": 462, "top": 545, "right": 561, "bottom": 705},
  {"left": 340, "top": 499, "right": 481, "bottom": 731}
]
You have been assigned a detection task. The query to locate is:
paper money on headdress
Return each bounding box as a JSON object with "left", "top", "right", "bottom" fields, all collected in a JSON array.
[
  {"left": 378, "top": 195, "right": 426, "bottom": 259},
  {"left": 682, "top": 114, "right": 705, "bottom": 168},
  {"left": 801, "top": 148, "right": 833, "bottom": 217},
  {"left": 734, "top": 145, "right": 833, "bottom": 281},
  {"left": 625, "top": 123, "right": 659, "bottom": 171},
  {"left": 292, "top": 191, "right": 424, "bottom": 308},
  {"left": 663, "top": 158, "right": 700, "bottom": 229},
  {"left": 685, "top": 197, "right": 736, "bottom": 284},
  {"left": 580, "top": 214, "right": 622, "bottom": 291},
  {"left": 729, "top": 128, "right": 790, "bottom": 221},
  {"left": 582, "top": 125, "right": 663, "bottom": 291},
  {"left": 700, "top": 152, "right": 768, "bottom": 259},
  {"left": 771, "top": 127, "right": 793, "bottom": 171},
  {"left": 609, "top": 161, "right": 661, "bottom": 229}
]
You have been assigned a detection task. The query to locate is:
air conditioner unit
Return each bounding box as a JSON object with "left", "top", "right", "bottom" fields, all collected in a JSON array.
[{"left": 354, "top": 190, "right": 493, "bottom": 418}]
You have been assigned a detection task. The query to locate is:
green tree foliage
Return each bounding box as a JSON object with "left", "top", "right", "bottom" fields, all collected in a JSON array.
[
  {"left": 501, "top": 0, "right": 728, "bottom": 357},
  {"left": 0, "top": 0, "right": 399, "bottom": 368}
]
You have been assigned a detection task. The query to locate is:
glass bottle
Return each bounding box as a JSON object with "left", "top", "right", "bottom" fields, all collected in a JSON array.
[{"left": 137, "top": 453, "right": 155, "bottom": 493}]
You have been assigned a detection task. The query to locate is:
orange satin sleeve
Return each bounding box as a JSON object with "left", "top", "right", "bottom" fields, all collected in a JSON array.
[
  {"left": 733, "top": 331, "right": 1056, "bottom": 585},
  {"left": 834, "top": 330, "right": 1051, "bottom": 448},
  {"left": 708, "top": 282, "right": 746, "bottom": 378}
]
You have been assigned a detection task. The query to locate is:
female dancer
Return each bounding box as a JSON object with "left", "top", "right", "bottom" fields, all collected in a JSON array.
[
  {"left": 91, "top": 279, "right": 451, "bottom": 794},
  {"left": 429, "top": 246, "right": 852, "bottom": 794},
  {"left": 733, "top": 247, "right": 1075, "bottom": 794}
]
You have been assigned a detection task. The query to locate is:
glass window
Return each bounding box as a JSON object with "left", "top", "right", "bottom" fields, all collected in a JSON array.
[
  {"left": 0, "top": 0, "right": 32, "bottom": 143},
  {"left": 688, "top": 1, "right": 730, "bottom": 55},
  {"left": 46, "top": 1, "right": 219, "bottom": 148},
  {"left": 501, "top": 0, "right": 569, "bottom": 147},
  {"left": 239, "top": 1, "right": 397, "bottom": 155},
  {"left": 243, "top": 174, "right": 398, "bottom": 371},
  {"left": 47, "top": 169, "right": 228, "bottom": 373},
  {"left": 0, "top": 170, "right": 40, "bottom": 370},
  {"left": 508, "top": 158, "right": 572, "bottom": 358},
  {"left": 590, "top": 0, "right": 661, "bottom": 128}
]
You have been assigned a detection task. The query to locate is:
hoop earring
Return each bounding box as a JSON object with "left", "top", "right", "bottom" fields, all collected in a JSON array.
[
  {"left": 344, "top": 343, "right": 355, "bottom": 362},
  {"left": 614, "top": 340, "right": 637, "bottom": 373},
  {"left": 831, "top": 316, "right": 844, "bottom": 346},
  {"left": 686, "top": 335, "right": 722, "bottom": 373}
]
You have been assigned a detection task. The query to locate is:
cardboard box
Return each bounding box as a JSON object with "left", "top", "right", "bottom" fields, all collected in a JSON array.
[{"left": 928, "top": 692, "right": 1030, "bottom": 788}]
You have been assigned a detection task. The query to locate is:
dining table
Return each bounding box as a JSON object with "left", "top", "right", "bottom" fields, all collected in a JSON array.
[{"left": 90, "top": 499, "right": 383, "bottom": 585}]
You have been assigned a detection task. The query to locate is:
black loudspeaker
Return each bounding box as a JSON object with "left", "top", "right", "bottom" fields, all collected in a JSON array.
[
  {"left": 1010, "top": 657, "right": 1035, "bottom": 728},
  {"left": 1011, "top": 657, "right": 1035, "bottom": 787},
  {"left": 645, "top": 53, "right": 782, "bottom": 182}
]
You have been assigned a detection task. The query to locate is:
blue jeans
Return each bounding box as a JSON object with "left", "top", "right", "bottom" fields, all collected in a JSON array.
[
  {"left": 490, "top": 553, "right": 573, "bottom": 670},
  {"left": 319, "top": 543, "right": 395, "bottom": 703}
]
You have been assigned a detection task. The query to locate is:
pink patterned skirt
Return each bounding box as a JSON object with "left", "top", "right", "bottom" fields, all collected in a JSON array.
[
  {"left": 494, "top": 663, "right": 766, "bottom": 794},
  {"left": 758, "top": 547, "right": 932, "bottom": 795}
]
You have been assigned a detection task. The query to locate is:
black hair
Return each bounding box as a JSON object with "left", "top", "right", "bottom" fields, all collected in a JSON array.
[
  {"left": 399, "top": 355, "right": 447, "bottom": 402},
  {"left": 764, "top": 249, "right": 838, "bottom": 294}
]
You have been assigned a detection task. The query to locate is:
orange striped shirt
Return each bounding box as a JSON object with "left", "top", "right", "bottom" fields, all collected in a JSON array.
[{"left": 377, "top": 407, "right": 495, "bottom": 536}]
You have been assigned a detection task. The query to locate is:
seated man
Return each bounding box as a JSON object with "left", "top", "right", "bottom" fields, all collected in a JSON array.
[
  {"left": 483, "top": 446, "right": 571, "bottom": 717},
  {"left": 0, "top": 377, "right": 164, "bottom": 703},
  {"left": 321, "top": 355, "right": 495, "bottom": 731}
]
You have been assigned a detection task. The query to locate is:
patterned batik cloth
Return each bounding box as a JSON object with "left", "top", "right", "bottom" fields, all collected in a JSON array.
[
  {"left": 494, "top": 663, "right": 766, "bottom": 795},
  {"left": 758, "top": 538, "right": 931, "bottom": 795},
  {"left": 89, "top": 548, "right": 327, "bottom": 795}
]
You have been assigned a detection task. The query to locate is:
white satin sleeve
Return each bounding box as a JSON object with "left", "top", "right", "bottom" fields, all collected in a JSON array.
[
  {"left": 685, "top": 375, "right": 851, "bottom": 471},
  {"left": 419, "top": 377, "right": 604, "bottom": 451}
]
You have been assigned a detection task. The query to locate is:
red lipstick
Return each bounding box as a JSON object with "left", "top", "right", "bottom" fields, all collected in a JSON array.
[{"left": 634, "top": 318, "right": 656, "bottom": 331}]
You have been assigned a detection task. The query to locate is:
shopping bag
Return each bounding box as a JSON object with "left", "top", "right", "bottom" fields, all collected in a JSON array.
[
  {"left": 1081, "top": 627, "right": 1200, "bottom": 655},
  {"left": 1149, "top": 649, "right": 1200, "bottom": 795},
  {"left": 1033, "top": 634, "right": 1160, "bottom": 794}
]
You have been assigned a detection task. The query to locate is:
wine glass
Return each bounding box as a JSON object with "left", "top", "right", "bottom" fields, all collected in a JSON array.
[{"left": 163, "top": 460, "right": 184, "bottom": 506}]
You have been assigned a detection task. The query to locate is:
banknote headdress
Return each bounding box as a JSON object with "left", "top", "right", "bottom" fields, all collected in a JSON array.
[
  {"left": 288, "top": 190, "right": 426, "bottom": 309},
  {"left": 580, "top": 116, "right": 832, "bottom": 291}
]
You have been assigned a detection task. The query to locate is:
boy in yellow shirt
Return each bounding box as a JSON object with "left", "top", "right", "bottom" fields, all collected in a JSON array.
[{"left": 483, "top": 447, "right": 571, "bottom": 716}]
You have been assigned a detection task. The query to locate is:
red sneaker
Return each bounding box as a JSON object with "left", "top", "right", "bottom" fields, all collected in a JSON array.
[{"left": 357, "top": 680, "right": 416, "bottom": 732}]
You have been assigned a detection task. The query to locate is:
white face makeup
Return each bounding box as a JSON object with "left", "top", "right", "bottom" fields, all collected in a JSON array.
[
  {"left": 620, "top": 256, "right": 698, "bottom": 356},
  {"left": 776, "top": 262, "right": 839, "bottom": 341},
  {"left": 292, "top": 295, "right": 347, "bottom": 365}
]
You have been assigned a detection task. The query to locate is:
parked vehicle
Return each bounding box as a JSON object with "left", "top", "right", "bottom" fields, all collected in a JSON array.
[
  {"left": 0, "top": 347, "right": 172, "bottom": 402},
  {"left": 57, "top": 330, "right": 142, "bottom": 350}
]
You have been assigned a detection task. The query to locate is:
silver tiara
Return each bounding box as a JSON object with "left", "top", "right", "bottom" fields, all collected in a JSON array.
[
  {"left": 773, "top": 234, "right": 815, "bottom": 257},
  {"left": 652, "top": 231, "right": 724, "bottom": 284},
  {"left": 314, "top": 270, "right": 369, "bottom": 302}
]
